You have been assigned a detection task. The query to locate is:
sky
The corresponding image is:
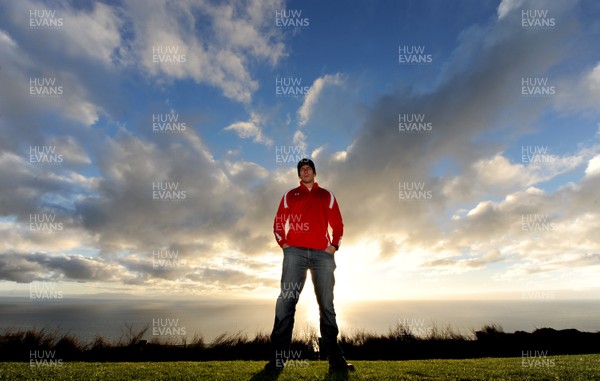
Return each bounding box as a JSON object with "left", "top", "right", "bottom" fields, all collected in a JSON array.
[{"left": 0, "top": 0, "right": 599, "bottom": 305}]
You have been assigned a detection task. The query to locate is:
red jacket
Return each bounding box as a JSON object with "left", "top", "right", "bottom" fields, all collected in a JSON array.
[{"left": 273, "top": 182, "right": 343, "bottom": 251}]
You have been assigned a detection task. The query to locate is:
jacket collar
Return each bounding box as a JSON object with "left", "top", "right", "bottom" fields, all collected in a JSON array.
[{"left": 299, "top": 181, "right": 319, "bottom": 190}]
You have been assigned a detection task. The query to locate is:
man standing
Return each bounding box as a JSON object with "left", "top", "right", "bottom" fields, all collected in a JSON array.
[{"left": 265, "top": 158, "right": 354, "bottom": 373}]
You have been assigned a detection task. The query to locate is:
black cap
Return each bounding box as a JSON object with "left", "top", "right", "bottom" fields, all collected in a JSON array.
[{"left": 297, "top": 158, "right": 316, "bottom": 176}]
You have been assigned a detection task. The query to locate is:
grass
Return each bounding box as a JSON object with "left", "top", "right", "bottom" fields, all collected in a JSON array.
[
  {"left": 0, "top": 355, "right": 599, "bottom": 381},
  {"left": 3, "top": 323, "right": 599, "bottom": 362}
]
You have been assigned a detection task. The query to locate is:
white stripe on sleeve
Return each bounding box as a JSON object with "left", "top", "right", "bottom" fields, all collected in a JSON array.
[
  {"left": 283, "top": 191, "right": 290, "bottom": 209},
  {"left": 328, "top": 190, "right": 335, "bottom": 209}
]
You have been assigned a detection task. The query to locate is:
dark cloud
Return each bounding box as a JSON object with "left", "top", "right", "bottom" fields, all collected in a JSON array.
[{"left": 0, "top": 252, "right": 129, "bottom": 283}]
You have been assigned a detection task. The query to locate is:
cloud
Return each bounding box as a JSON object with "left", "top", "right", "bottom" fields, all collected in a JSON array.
[
  {"left": 297, "top": 73, "right": 344, "bottom": 126},
  {"left": 378, "top": 237, "right": 401, "bottom": 260},
  {"left": 422, "top": 250, "right": 503, "bottom": 270},
  {"left": 45, "top": 136, "right": 92, "bottom": 166},
  {"left": 435, "top": 153, "right": 600, "bottom": 275},
  {"left": 224, "top": 113, "right": 273, "bottom": 146},
  {"left": 0, "top": 0, "right": 131, "bottom": 136},
  {"left": 0, "top": 24, "right": 103, "bottom": 130},
  {"left": 497, "top": 0, "right": 572, "bottom": 21},
  {"left": 55, "top": 2, "right": 123, "bottom": 66},
  {"left": 3, "top": 0, "right": 123, "bottom": 66},
  {"left": 223, "top": 160, "right": 270, "bottom": 188},
  {"left": 508, "top": 253, "right": 600, "bottom": 277},
  {"left": 192, "top": 267, "right": 272, "bottom": 290},
  {"left": 555, "top": 61, "right": 600, "bottom": 112},
  {"left": 585, "top": 155, "right": 600, "bottom": 177},
  {"left": 497, "top": 0, "right": 526, "bottom": 20},
  {"left": 0, "top": 252, "right": 131, "bottom": 283},
  {"left": 0, "top": 246, "right": 270, "bottom": 292},
  {"left": 0, "top": 126, "right": 282, "bottom": 289},
  {"left": 125, "top": 0, "right": 286, "bottom": 103},
  {"left": 0, "top": 0, "right": 286, "bottom": 122},
  {"left": 442, "top": 150, "right": 591, "bottom": 203},
  {"left": 292, "top": 130, "right": 307, "bottom": 154}
]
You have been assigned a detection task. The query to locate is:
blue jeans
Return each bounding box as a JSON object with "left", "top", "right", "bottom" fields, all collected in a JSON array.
[{"left": 269, "top": 246, "right": 344, "bottom": 362}]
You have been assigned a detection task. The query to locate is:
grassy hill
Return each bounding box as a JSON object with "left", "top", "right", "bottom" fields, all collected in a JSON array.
[
  {"left": 1, "top": 355, "right": 599, "bottom": 380},
  {"left": 2, "top": 324, "right": 598, "bottom": 362}
]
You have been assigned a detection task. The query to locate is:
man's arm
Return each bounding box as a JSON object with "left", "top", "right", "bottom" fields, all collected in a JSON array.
[
  {"left": 328, "top": 194, "right": 344, "bottom": 253},
  {"left": 273, "top": 194, "right": 288, "bottom": 249}
]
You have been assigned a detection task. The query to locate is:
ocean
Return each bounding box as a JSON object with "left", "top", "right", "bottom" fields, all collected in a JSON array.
[{"left": 1, "top": 297, "right": 598, "bottom": 344}]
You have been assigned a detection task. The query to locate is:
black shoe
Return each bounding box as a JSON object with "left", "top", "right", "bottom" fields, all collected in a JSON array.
[
  {"left": 329, "top": 357, "right": 355, "bottom": 372},
  {"left": 264, "top": 359, "right": 285, "bottom": 373}
]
